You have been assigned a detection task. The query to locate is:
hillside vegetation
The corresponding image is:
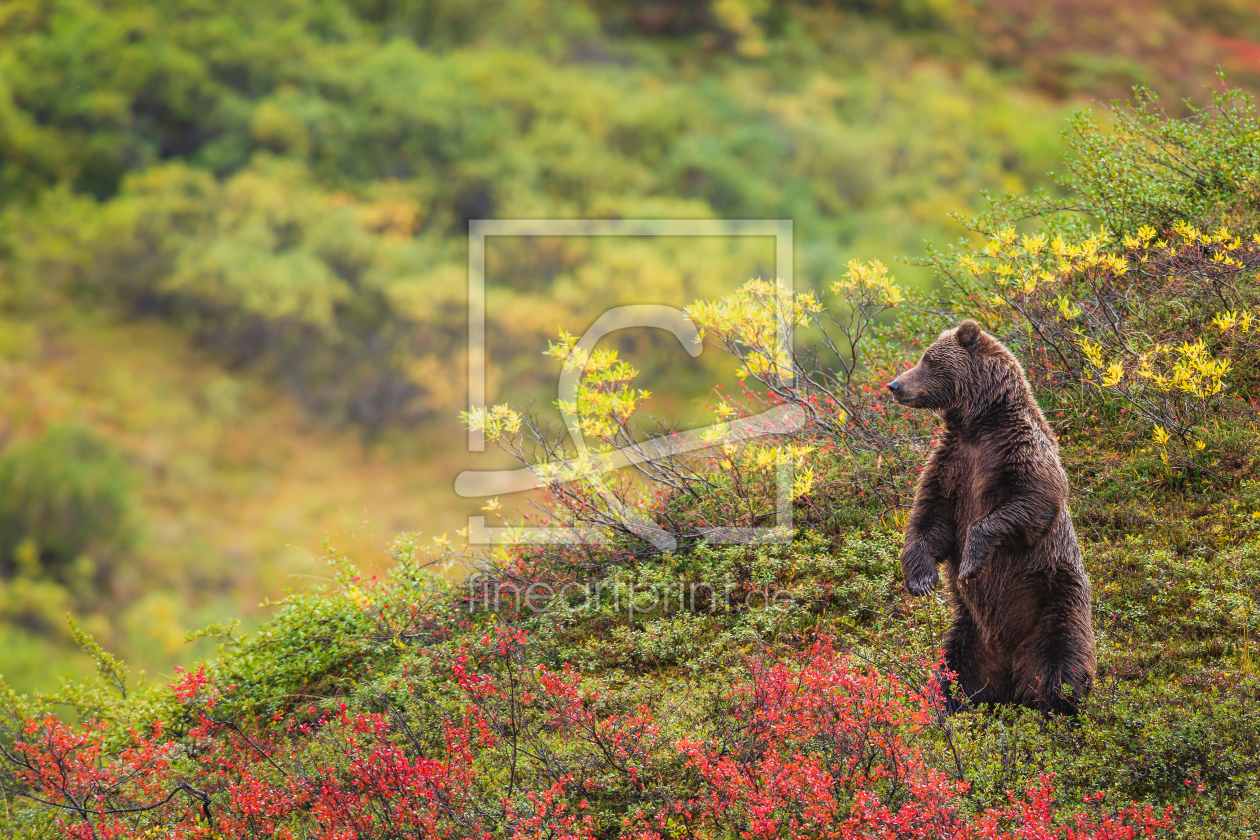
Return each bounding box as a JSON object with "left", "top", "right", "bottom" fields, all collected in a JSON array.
[
  {"left": 6, "top": 0, "right": 1260, "bottom": 692},
  {"left": 3, "top": 44, "right": 1260, "bottom": 840},
  {"left": 0, "top": 0, "right": 1096, "bottom": 687},
  {"left": 5, "top": 1, "right": 1260, "bottom": 836}
]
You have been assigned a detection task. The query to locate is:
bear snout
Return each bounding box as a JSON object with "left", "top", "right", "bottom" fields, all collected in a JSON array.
[{"left": 887, "top": 377, "right": 916, "bottom": 405}]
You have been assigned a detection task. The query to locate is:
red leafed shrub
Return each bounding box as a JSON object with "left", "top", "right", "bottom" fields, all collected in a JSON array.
[
  {"left": 673, "top": 641, "right": 1174, "bottom": 840},
  {"left": 3, "top": 633, "right": 1176, "bottom": 839},
  {"left": 677, "top": 641, "right": 967, "bottom": 838}
]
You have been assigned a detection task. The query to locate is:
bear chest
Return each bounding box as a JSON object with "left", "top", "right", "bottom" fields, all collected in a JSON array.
[{"left": 941, "top": 443, "right": 1000, "bottom": 521}]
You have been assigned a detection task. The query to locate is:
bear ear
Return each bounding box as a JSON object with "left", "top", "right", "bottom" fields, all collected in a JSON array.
[{"left": 956, "top": 319, "right": 982, "bottom": 349}]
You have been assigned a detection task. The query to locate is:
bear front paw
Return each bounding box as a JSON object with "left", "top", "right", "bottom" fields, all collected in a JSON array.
[
  {"left": 900, "top": 541, "right": 938, "bottom": 596},
  {"left": 905, "top": 569, "right": 939, "bottom": 596},
  {"left": 958, "top": 543, "right": 987, "bottom": 581}
]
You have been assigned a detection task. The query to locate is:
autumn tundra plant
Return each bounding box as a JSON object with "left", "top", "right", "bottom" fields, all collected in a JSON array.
[
  {"left": 463, "top": 325, "right": 819, "bottom": 558},
  {"left": 11, "top": 77, "right": 1260, "bottom": 840},
  {"left": 464, "top": 261, "right": 944, "bottom": 562},
  {"left": 927, "top": 83, "right": 1260, "bottom": 473},
  {"left": 0, "top": 595, "right": 1179, "bottom": 839},
  {"left": 685, "top": 265, "right": 944, "bottom": 513},
  {"left": 470, "top": 82, "right": 1260, "bottom": 534},
  {"left": 933, "top": 219, "right": 1260, "bottom": 474}
]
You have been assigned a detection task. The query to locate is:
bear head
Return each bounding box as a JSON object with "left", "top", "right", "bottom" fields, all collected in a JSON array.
[{"left": 887, "top": 319, "right": 1026, "bottom": 421}]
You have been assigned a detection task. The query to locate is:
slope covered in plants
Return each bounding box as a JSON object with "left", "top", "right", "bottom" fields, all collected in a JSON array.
[
  {"left": 0, "top": 0, "right": 1099, "bottom": 690},
  {"left": 4, "top": 84, "right": 1260, "bottom": 837}
]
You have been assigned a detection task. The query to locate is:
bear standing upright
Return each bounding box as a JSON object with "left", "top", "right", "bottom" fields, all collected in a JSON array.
[{"left": 888, "top": 319, "right": 1096, "bottom": 715}]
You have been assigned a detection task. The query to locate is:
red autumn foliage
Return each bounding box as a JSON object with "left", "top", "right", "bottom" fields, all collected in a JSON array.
[{"left": 2, "top": 633, "right": 1176, "bottom": 839}]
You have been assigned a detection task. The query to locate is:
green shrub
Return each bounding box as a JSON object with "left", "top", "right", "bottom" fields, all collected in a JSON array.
[{"left": 0, "top": 425, "right": 136, "bottom": 586}]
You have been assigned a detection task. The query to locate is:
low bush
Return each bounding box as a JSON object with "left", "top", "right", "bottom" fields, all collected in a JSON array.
[{"left": 0, "top": 425, "right": 135, "bottom": 590}]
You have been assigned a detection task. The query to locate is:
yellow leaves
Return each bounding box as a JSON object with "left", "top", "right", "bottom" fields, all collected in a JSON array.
[
  {"left": 690, "top": 267, "right": 906, "bottom": 391},
  {"left": 831, "top": 259, "right": 908, "bottom": 307},
  {"left": 1153, "top": 425, "right": 1171, "bottom": 447},
  {"left": 1103, "top": 255, "right": 1129, "bottom": 275},
  {"left": 1020, "top": 233, "right": 1047, "bottom": 252},
  {"left": 1166, "top": 339, "right": 1231, "bottom": 398},
  {"left": 736, "top": 351, "right": 793, "bottom": 382},
  {"left": 537, "top": 451, "right": 616, "bottom": 486},
  {"left": 700, "top": 423, "right": 727, "bottom": 444},
  {"left": 482, "top": 498, "right": 502, "bottom": 513},
  {"left": 1173, "top": 221, "right": 1201, "bottom": 243},
  {"left": 544, "top": 329, "right": 581, "bottom": 367},
  {"left": 1079, "top": 337, "right": 1106, "bottom": 370},
  {"left": 1130, "top": 338, "right": 1234, "bottom": 402},
  {"left": 1212, "top": 310, "right": 1239, "bottom": 332},
  {"left": 462, "top": 404, "right": 522, "bottom": 440},
  {"left": 543, "top": 329, "right": 650, "bottom": 439},
  {"left": 1125, "top": 225, "right": 1158, "bottom": 250},
  {"left": 719, "top": 442, "right": 814, "bottom": 480},
  {"left": 1210, "top": 309, "right": 1255, "bottom": 333},
  {"left": 744, "top": 276, "right": 795, "bottom": 300},
  {"left": 686, "top": 278, "right": 814, "bottom": 378},
  {"left": 557, "top": 384, "right": 648, "bottom": 439},
  {"left": 965, "top": 224, "right": 1137, "bottom": 314},
  {"left": 1079, "top": 337, "right": 1123, "bottom": 387},
  {"left": 792, "top": 467, "right": 815, "bottom": 500},
  {"left": 1077, "top": 232, "right": 1106, "bottom": 263},
  {"left": 1055, "top": 296, "right": 1082, "bottom": 321}
]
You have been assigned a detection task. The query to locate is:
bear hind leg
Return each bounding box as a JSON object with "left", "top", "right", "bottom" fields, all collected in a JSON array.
[
  {"left": 939, "top": 611, "right": 1005, "bottom": 713},
  {"left": 1013, "top": 636, "right": 1094, "bottom": 717}
]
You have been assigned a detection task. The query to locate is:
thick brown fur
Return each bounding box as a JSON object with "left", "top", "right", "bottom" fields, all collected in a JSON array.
[{"left": 888, "top": 320, "right": 1096, "bottom": 715}]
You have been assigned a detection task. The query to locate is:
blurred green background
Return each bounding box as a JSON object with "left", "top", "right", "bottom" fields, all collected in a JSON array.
[{"left": 1, "top": 0, "right": 1257, "bottom": 692}]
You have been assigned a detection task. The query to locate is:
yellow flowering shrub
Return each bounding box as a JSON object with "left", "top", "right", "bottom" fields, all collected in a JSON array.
[
  {"left": 937, "top": 219, "right": 1260, "bottom": 456},
  {"left": 462, "top": 320, "right": 826, "bottom": 550},
  {"left": 686, "top": 262, "right": 939, "bottom": 512}
]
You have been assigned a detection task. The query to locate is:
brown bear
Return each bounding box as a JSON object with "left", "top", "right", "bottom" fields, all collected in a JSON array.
[{"left": 888, "top": 319, "right": 1096, "bottom": 715}]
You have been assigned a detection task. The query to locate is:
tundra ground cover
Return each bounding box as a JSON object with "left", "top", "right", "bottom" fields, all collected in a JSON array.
[{"left": 5, "top": 82, "right": 1260, "bottom": 837}]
